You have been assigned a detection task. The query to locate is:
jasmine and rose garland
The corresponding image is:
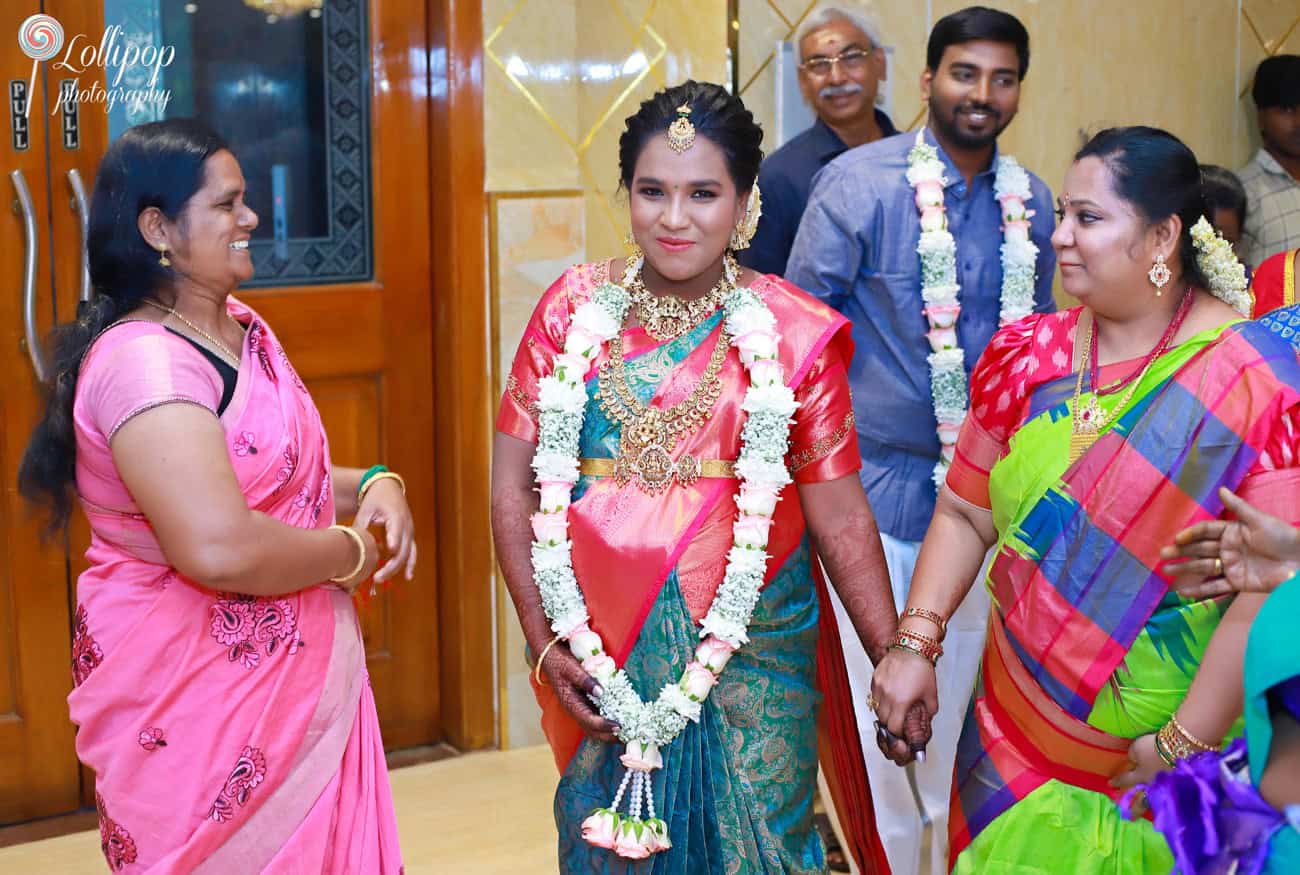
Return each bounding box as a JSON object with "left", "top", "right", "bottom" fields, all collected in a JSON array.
[
  {"left": 907, "top": 129, "right": 1039, "bottom": 488},
  {"left": 528, "top": 258, "right": 795, "bottom": 860}
]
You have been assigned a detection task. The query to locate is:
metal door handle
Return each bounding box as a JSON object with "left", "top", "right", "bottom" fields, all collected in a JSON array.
[
  {"left": 68, "top": 168, "right": 91, "bottom": 305},
  {"left": 11, "top": 169, "right": 47, "bottom": 383}
]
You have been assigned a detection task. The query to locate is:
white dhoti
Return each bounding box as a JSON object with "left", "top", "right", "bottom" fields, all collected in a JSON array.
[{"left": 825, "top": 533, "right": 990, "bottom": 875}]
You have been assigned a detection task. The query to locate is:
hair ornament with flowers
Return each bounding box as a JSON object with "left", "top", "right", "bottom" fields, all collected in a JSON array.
[{"left": 1189, "top": 217, "right": 1252, "bottom": 315}]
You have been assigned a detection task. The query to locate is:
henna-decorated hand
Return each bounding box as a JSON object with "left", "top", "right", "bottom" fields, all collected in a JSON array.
[{"left": 537, "top": 641, "right": 621, "bottom": 743}]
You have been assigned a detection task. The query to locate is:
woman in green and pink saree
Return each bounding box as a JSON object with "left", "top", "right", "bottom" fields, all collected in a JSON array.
[
  {"left": 871, "top": 126, "right": 1300, "bottom": 874},
  {"left": 492, "top": 81, "right": 916, "bottom": 875}
]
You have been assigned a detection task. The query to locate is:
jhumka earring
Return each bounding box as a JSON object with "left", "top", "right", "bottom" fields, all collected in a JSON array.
[
  {"left": 729, "top": 185, "right": 763, "bottom": 251},
  {"left": 666, "top": 103, "right": 696, "bottom": 154},
  {"left": 622, "top": 233, "right": 643, "bottom": 262},
  {"left": 1148, "top": 253, "right": 1171, "bottom": 295},
  {"left": 158, "top": 246, "right": 171, "bottom": 268}
]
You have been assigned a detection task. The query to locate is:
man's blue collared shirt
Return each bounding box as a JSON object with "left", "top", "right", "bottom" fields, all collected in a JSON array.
[
  {"left": 740, "top": 112, "right": 897, "bottom": 277},
  {"left": 785, "top": 129, "right": 1057, "bottom": 542}
]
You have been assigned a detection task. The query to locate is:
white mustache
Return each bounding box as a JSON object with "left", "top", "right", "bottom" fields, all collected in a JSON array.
[{"left": 818, "top": 82, "right": 863, "bottom": 100}]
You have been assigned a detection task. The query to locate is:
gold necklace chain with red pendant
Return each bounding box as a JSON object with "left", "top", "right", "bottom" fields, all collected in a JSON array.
[
  {"left": 595, "top": 316, "right": 731, "bottom": 495},
  {"left": 1068, "top": 314, "right": 1174, "bottom": 463}
]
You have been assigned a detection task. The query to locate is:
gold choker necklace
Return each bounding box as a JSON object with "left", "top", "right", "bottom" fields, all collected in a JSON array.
[{"left": 627, "top": 254, "right": 736, "bottom": 341}]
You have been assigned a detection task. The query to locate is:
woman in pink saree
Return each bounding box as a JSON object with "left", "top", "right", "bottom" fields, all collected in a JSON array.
[
  {"left": 491, "top": 82, "right": 922, "bottom": 874},
  {"left": 19, "top": 119, "right": 413, "bottom": 872}
]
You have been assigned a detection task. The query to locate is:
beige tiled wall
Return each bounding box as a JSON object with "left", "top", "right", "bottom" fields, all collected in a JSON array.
[
  {"left": 486, "top": 0, "right": 1300, "bottom": 750},
  {"left": 740, "top": 0, "right": 1300, "bottom": 208}
]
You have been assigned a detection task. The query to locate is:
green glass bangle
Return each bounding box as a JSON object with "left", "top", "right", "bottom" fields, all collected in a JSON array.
[{"left": 358, "top": 464, "right": 388, "bottom": 496}]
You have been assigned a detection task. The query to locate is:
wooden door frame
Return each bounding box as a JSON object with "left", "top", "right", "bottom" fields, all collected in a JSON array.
[{"left": 428, "top": 0, "right": 494, "bottom": 750}]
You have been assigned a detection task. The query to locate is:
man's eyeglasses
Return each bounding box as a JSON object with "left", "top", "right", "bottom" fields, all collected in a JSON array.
[{"left": 799, "top": 47, "right": 875, "bottom": 78}]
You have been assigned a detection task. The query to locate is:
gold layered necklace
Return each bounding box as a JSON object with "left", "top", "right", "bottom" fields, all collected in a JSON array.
[
  {"left": 1069, "top": 293, "right": 1193, "bottom": 463},
  {"left": 596, "top": 322, "right": 730, "bottom": 494},
  {"left": 627, "top": 253, "right": 737, "bottom": 341}
]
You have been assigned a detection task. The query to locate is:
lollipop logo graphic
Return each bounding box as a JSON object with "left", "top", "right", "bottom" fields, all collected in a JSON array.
[
  {"left": 18, "top": 14, "right": 64, "bottom": 118},
  {"left": 15, "top": 15, "right": 175, "bottom": 121},
  {"left": 19, "top": 14, "right": 63, "bottom": 61}
]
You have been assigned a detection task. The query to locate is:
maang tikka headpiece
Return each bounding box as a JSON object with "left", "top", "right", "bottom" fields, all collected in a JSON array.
[{"left": 666, "top": 103, "right": 696, "bottom": 153}]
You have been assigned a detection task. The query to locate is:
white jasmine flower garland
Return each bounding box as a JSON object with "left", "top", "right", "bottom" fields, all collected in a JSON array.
[
  {"left": 529, "top": 259, "right": 796, "bottom": 859},
  {"left": 1189, "top": 217, "right": 1252, "bottom": 315},
  {"left": 907, "top": 129, "right": 1041, "bottom": 488}
]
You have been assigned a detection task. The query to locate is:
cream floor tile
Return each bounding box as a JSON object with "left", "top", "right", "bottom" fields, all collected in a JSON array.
[{"left": 0, "top": 745, "right": 561, "bottom": 874}]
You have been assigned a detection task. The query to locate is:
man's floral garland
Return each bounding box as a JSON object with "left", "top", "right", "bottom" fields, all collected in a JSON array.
[
  {"left": 529, "top": 258, "right": 796, "bottom": 860},
  {"left": 907, "top": 129, "right": 1040, "bottom": 488}
]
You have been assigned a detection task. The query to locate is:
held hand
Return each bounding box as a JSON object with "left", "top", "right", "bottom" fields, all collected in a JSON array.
[
  {"left": 871, "top": 648, "right": 939, "bottom": 766},
  {"left": 337, "top": 525, "right": 382, "bottom": 594},
  {"left": 1162, "top": 487, "right": 1300, "bottom": 599},
  {"left": 1110, "top": 734, "right": 1167, "bottom": 793},
  {"left": 355, "top": 478, "right": 418, "bottom": 583},
  {"left": 537, "top": 640, "right": 621, "bottom": 743}
]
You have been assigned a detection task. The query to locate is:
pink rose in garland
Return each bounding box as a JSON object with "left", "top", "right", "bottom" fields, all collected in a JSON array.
[
  {"left": 619, "top": 740, "right": 663, "bottom": 772},
  {"left": 614, "top": 820, "right": 652, "bottom": 860},
  {"left": 695, "top": 637, "right": 737, "bottom": 674},
  {"left": 580, "top": 809, "right": 619, "bottom": 850},
  {"left": 681, "top": 661, "right": 718, "bottom": 701},
  {"left": 530, "top": 511, "right": 568, "bottom": 545}
]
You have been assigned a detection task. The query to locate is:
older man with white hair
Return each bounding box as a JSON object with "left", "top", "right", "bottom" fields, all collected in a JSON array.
[{"left": 739, "top": 4, "right": 896, "bottom": 277}]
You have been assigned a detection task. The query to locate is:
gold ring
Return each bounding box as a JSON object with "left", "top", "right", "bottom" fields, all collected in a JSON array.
[
  {"left": 1213, "top": 557, "right": 1224, "bottom": 577},
  {"left": 867, "top": 695, "right": 879, "bottom": 712}
]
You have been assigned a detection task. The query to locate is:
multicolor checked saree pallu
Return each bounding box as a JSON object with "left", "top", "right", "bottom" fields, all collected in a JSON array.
[{"left": 948, "top": 318, "right": 1300, "bottom": 871}]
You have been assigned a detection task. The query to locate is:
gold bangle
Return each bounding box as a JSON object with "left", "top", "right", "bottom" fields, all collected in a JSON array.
[
  {"left": 358, "top": 471, "right": 406, "bottom": 504},
  {"left": 1156, "top": 722, "right": 1196, "bottom": 761},
  {"left": 1153, "top": 732, "right": 1177, "bottom": 767},
  {"left": 893, "top": 628, "right": 944, "bottom": 663},
  {"left": 534, "top": 636, "right": 562, "bottom": 686},
  {"left": 902, "top": 607, "right": 948, "bottom": 639},
  {"left": 328, "top": 524, "right": 368, "bottom": 586},
  {"left": 890, "top": 641, "right": 939, "bottom": 665},
  {"left": 1157, "top": 715, "right": 1217, "bottom": 763},
  {"left": 1169, "top": 713, "right": 1218, "bottom": 752}
]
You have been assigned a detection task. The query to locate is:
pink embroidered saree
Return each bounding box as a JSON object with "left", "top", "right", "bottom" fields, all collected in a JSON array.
[
  {"left": 68, "top": 297, "right": 401, "bottom": 873},
  {"left": 498, "top": 262, "right": 891, "bottom": 874}
]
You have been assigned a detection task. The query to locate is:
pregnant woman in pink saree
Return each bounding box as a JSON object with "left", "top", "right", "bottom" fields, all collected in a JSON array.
[{"left": 19, "top": 119, "right": 414, "bottom": 873}]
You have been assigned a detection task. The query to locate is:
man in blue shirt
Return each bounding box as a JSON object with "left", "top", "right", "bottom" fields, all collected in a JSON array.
[
  {"left": 787, "top": 8, "right": 1056, "bottom": 875},
  {"left": 739, "top": 5, "right": 896, "bottom": 277}
]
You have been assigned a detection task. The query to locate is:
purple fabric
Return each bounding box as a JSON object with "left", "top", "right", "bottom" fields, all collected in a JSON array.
[
  {"left": 1271, "top": 675, "right": 1300, "bottom": 721},
  {"left": 1127, "top": 739, "right": 1284, "bottom": 875}
]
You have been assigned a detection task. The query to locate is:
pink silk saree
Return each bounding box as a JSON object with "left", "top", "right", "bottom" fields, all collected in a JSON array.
[
  {"left": 498, "top": 262, "right": 891, "bottom": 874},
  {"left": 68, "top": 297, "right": 401, "bottom": 873}
]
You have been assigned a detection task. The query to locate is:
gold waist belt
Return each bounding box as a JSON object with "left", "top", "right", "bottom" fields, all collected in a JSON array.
[{"left": 578, "top": 456, "right": 737, "bottom": 486}]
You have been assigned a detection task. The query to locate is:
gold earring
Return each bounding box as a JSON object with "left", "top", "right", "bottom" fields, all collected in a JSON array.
[
  {"left": 729, "top": 185, "right": 763, "bottom": 252},
  {"left": 622, "top": 233, "right": 643, "bottom": 262},
  {"left": 1148, "top": 253, "right": 1171, "bottom": 295},
  {"left": 158, "top": 246, "right": 171, "bottom": 268}
]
